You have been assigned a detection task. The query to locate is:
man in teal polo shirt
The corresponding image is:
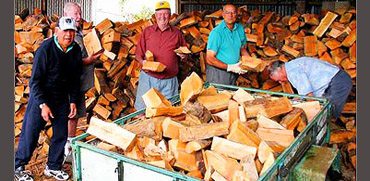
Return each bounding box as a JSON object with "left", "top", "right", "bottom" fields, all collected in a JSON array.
[{"left": 206, "top": 4, "right": 250, "bottom": 85}]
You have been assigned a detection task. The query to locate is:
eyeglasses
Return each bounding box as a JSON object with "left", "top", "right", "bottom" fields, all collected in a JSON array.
[{"left": 223, "top": 11, "right": 237, "bottom": 15}]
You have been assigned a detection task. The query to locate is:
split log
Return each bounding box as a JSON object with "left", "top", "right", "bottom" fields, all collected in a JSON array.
[
  {"left": 280, "top": 107, "right": 308, "bottom": 131},
  {"left": 96, "top": 142, "right": 117, "bottom": 152},
  {"left": 95, "top": 18, "right": 113, "bottom": 34},
  {"left": 227, "top": 120, "right": 261, "bottom": 148},
  {"left": 142, "top": 88, "right": 171, "bottom": 108},
  {"left": 185, "top": 139, "right": 212, "bottom": 153},
  {"left": 304, "top": 36, "right": 317, "bottom": 56},
  {"left": 83, "top": 28, "right": 103, "bottom": 56},
  {"left": 256, "top": 128, "right": 295, "bottom": 147},
  {"left": 162, "top": 117, "right": 185, "bottom": 139},
  {"left": 142, "top": 61, "right": 166, "bottom": 72},
  {"left": 101, "top": 28, "right": 120, "bottom": 44},
  {"left": 342, "top": 102, "right": 356, "bottom": 114},
  {"left": 87, "top": 117, "right": 136, "bottom": 151},
  {"left": 342, "top": 28, "right": 356, "bottom": 47},
  {"left": 197, "top": 93, "right": 230, "bottom": 113},
  {"left": 330, "top": 130, "right": 355, "bottom": 144},
  {"left": 173, "top": 150, "right": 198, "bottom": 171},
  {"left": 123, "top": 117, "right": 164, "bottom": 141},
  {"left": 205, "top": 150, "right": 242, "bottom": 181},
  {"left": 180, "top": 72, "right": 203, "bottom": 105},
  {"left": 258, "top": 140, "right": 285, "bottom": 164},
  {"left": 240, "top": 56, "right": 267, "bottom": 72},
  {"left": 228, "top": 100, "right": 239, "bottom": 127},
  {"left": 145, "top": 50, "right": 154, "bottom": 61},
  {"left": 211, "top": 136, "right": 257, "bottom": 160},
  {"left": 93, "top": 104, "right": 111, "bottom": 120},
  {"left": 179, "top": 121, "right": 229, "bottom": 142},
  {"left": 174, "top": 46, "right": 191, "bottom": 54},
  {"left": 183, "top": 102, "right": 211, "bottom": 124},
  {"left": 293, "top": 101, "right": 321, "bottom": 122},
  {"left": 259, "top": 153, "right": 275, "bottom": 177},
  {"left": 313, "top": 12, "right": 338, "bottom": 38},
  {"left": 261, "top": 97, "right": 293, "bottom": 118},
  {"left": 257, "top": 114, "right": 286, "bottom": 130},
  {"left": 282, "top": 45, "right": 300, "bottom": 57},
  {"left": 240, "top": 155, "right": 259, "bottom": 181}
]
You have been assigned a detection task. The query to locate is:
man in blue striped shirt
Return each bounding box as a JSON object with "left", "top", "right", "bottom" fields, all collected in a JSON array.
[{"left": 268, "top": 57, "right": 353, "bottom": 119}]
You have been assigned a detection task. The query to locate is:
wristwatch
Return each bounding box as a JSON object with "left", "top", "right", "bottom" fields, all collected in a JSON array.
[{"left": 39, "top": 103, "right": 46, "bottom": 109}]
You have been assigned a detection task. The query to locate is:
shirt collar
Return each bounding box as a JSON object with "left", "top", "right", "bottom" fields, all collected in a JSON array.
[
  {"left": 154, "top": 23, "right": 172, "bottom": 32},
  {"left": 53, "top": 34, "right": 75, "bottom": 53},
  {"left": 221, "top": 20, "right": 239, "bottom": 31}
]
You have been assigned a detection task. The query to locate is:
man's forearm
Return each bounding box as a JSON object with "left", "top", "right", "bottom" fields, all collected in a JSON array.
[
  {"left": 82, "top": 57, "right": 92, "bottom": 65},
  {"left": 206, "top": 55, "right": 228, "bottom": 69},
  {"left": 240, "top": 46, "right": 250, "bottom": 57}
]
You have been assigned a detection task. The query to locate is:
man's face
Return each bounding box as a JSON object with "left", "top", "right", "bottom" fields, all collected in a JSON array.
[
  {"left": 269, "top": 68, "right": 288, "bottom": 83},
  {"left": 55, "top": 28, "right": 76, "bottom": 48},
  {"left": 64, "top": 6, "right": 82, "bottom": 27},
  {"left": 222, "top": 5, "right": 237, "bottom": 26},
  {"left": 155, "top": 9, "right": 170, "bottom": 27}
]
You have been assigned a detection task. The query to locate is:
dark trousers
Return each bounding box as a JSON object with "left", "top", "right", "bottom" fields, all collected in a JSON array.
[
  {"left": 324, "top": 69, "right": 353, "bottom": 119},
  {"left": 15, "top": 96, "right": 69, "bottom": 170},
  {"left": 206, "top": 65, "right": 238, "bottom": 85}
]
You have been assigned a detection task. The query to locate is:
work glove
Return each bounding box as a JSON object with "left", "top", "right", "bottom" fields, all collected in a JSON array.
[{"left": 227, "top": 62, "right": 248, "bottom": 74}]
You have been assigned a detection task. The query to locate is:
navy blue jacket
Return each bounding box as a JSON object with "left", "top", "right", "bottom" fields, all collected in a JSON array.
[{"left": 29, "top": 38, "right": 82, "bottom": 106}]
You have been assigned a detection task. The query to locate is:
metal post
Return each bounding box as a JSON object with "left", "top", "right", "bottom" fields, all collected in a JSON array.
[
  {"left": 296, "top": 0, "right": 307, "bottom": 14},
  {"left": 41, "top": 0, "right": 47, "bottom": 15}
]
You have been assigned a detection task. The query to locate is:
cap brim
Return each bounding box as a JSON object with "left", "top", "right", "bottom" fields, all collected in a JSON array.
[
  {"left": 60, "top": 27, "right": 77, "bottom": 31},
  {"left": 155, "top": 8, "right": 171, "bottom": 11}
]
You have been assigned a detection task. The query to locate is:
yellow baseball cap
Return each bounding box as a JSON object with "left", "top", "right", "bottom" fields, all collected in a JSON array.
[{"left": 155, "top": 1, "right": 170, "bottom": 11}]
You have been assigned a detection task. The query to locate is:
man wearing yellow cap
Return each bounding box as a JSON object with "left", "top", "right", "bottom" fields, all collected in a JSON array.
[{"left": 134, "top": 1, "right": 188, "bottom": 110}]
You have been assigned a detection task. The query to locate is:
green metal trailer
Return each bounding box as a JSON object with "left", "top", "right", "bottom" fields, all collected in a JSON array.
[{"left": 71, "top": 83, "right": 333, "bottom": 181}]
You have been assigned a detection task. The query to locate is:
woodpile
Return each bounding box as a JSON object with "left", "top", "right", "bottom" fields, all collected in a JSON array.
[
  {"left": 85, "top": 72, "right": 327, "bottom": 180},
  {"left": 15, "top": 5, "right": 356, "bottom": 179}
]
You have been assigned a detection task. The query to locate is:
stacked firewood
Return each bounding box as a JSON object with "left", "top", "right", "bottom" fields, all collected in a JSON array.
[
  {"left": 15, "top": 5, "right": 356, "bottom": 179},
  {"left": 86, "top": 72, "right": 324, "bottom": 180}
]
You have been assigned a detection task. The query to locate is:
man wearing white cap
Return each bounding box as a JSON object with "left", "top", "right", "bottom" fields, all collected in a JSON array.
[
  {"left": 14, "top": 17, "right": 82, "bottom": 181},
  {"left": 135, "top": 1, "right": 188, "bottom": 110}
]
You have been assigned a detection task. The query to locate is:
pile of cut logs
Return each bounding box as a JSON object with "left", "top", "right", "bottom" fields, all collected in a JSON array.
[
  {"left": 14, "top": 5, "right": 356, "bottom": 179},
  {"left": 87, "top": 72, "right": 324, "bottom": 180}
]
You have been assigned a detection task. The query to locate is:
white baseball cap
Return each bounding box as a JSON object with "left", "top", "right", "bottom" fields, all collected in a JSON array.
[{"left": 57, "top": 16, "right": 77, "bottom": 31}]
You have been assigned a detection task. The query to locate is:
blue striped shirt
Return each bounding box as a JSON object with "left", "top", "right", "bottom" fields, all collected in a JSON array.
[{"left": 285, "top": 57, "right": 339, "bottom": 97}]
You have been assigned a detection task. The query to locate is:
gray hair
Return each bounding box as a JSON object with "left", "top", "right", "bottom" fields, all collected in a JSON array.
[
  {"left": 64, "top": 2, "right": 81, "bottom": 13},
  {"left": 222, "top": 4, "right": 236, "bottom": 11},
  {"left": 268, "top": 60, "right": 285, "bottom": 74}
]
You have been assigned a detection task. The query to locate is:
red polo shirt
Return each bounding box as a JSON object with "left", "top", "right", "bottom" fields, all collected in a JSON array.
[{"left": 135, "top": 23, "right": 187, "bottom": 79}]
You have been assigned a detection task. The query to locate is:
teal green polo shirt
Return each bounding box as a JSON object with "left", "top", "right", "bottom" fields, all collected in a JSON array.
[{"left": 206, "top": 20, "right": 247, "bottom": 65}]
